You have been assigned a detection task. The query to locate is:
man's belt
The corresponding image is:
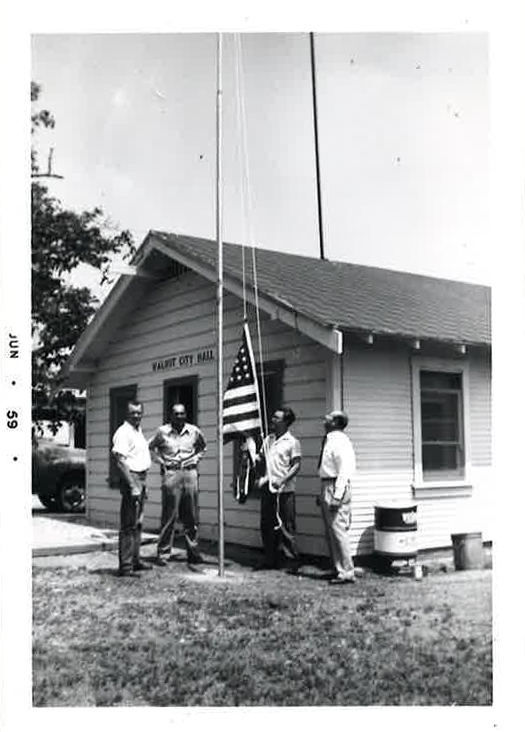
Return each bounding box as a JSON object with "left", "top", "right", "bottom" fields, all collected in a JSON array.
[{"left": 164, "top": 464, "right": 196, "bottom": 472}]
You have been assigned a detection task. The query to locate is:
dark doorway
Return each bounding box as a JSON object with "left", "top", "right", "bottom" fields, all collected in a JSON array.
[
  {"left": 256, "top": 359, "right": 285, "bottom": 437},
  {"left": 163, "top": 377, "right": 198, "bottom": 424}
]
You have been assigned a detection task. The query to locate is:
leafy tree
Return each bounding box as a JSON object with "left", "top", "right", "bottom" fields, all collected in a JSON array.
[{"left": 32, "top": 82, "right": 135, "bottom": 436}]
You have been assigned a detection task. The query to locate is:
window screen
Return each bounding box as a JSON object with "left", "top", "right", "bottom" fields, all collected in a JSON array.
[{"left": 420, "top": 370, "right": 464, "bottom": 479}]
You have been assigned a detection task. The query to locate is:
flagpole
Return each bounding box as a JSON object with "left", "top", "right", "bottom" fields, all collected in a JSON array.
[
  {"left": 216, "top": 32, "right": 225, "bottom": 577},
  {"left": 309, "top": 32, "right": 325, "bottom": 261}
]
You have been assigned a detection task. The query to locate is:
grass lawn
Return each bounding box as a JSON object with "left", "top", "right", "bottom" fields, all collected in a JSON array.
[{"left": 33, "top": 547, "right": 492, "bottom": 707}]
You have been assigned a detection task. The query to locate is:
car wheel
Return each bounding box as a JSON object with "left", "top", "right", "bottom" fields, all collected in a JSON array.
[
  {"left": 57, "top": 477, "right": 85, "bottom": 513},
  {"left": 38, "top": 494, "right": 59, "bottom": 511}
]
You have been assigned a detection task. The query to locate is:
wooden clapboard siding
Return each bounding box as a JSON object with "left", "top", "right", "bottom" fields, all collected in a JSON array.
[
  {"left": 342, "top": 344, "right": 492, "bottom": 554},
  {"left": 469, "top": 353, "right": 491, "bottom": 467},
  {"left": 343, "top": 342, "right": 413, "bottom": 481},
  {"left": 415, "top": 466, "right": 491, "bottom": 546},
  {"left": 85, "top": 267, "right": 491, "bottom": 556},
  {"left": 86, "top": 268, "right": 329, "bottom": 554}
]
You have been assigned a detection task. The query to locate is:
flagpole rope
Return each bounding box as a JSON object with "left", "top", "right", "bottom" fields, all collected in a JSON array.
[
  {"left": 234, "top": 34, "right": 248, "bottom": 323},
  {"left": 235, "top": 35, "right": 269, "bottom": 443},
  {"left": 235, "top": 34, "right": 269, "bottom": 441},
  {"left": 235, "top": 34, "right": 284, "bottom": 531}
]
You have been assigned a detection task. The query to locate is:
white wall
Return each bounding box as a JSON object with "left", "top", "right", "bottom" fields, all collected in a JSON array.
[{"left": 342, "top": 343, "right": 492, "bottom": 553}]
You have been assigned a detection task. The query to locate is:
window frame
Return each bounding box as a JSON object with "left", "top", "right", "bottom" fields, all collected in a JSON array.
[{"left": 411, "top": 357, "right": 472, "bottom": 496}]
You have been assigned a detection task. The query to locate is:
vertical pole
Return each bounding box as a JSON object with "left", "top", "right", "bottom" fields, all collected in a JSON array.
[
  {"left": 309, "top": 32, "right": 325, "bottom": 260},
  {"left": 216, "top": 33, "right": 225, "bottom": 577}
]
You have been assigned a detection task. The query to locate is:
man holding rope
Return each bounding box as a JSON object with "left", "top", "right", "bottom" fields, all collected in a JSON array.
[
  {"left": 149, "top": 404, "right": 207, "bottom": 566},
  {"left": 256, "top": 407, "right": 302, "bottom": 572}
]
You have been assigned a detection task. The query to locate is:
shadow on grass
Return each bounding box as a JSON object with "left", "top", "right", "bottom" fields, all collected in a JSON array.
[
  {"left": 89, "top": 568, "right": 125, "bottom": 578},
  {"left": 293, "top": 568, "right": 333, "bottom": 582}
]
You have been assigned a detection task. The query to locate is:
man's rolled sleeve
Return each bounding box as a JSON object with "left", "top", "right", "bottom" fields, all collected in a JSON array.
[
  {"left": 112, "top": 430, "right": 129, "bottom": 459},
  {"left": 195, "top": 429, "right": 206, "bottom": 456},
  {"left": 290, "top": 438, "right": 302, "bottom": 462}
]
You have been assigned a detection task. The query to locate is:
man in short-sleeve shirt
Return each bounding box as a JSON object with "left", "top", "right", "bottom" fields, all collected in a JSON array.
[
  {"left": 149, "top": 404, "right": 206, "bottom": 565},
  {"left": 257, "top": 407, "right": 302, "bottom": 571},
  {"left": 112, "top": 402, "right": 151, "bottom": 577}
]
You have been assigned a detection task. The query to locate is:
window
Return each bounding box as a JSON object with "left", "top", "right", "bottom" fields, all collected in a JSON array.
[
  {"left": 420, "top": 371, "right": 464, "bottom": 479},
  {"left": 411, "top": 359, "right": 471, "bottom": 491},
  {"left": 108, "top": 384, "right": 137, "bottom": 488}
]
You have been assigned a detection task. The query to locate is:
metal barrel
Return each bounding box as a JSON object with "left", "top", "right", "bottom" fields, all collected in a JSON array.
[
  {"left": 451, "top": 531, "right": 484, "bottom": 570},
  {"left": 374, "top": 502, "right": 418, "bottom": 559}
]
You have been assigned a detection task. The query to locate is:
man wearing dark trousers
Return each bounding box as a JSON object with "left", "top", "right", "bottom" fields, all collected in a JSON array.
[
  {"left": 112, "top": 402, "right": 152, "bottom": 577},
  {"left": 257, "top": 407, "right": 302, "bottom": 571},
  {"left": 149, "top": 404, "right": 207, "bottom": 565}
]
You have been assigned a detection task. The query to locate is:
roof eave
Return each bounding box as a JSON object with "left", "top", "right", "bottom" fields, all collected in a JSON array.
[
  {"left": 151, "top": 234, "right": 343, "bottom": 353},
  {"left": 340, "top": 326, "right": 491, "bottom": 351}
]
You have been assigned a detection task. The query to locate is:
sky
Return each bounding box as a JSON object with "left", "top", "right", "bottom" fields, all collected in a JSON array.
[{"left": 31, "top": 32, "right": 490, "bottom": 301}]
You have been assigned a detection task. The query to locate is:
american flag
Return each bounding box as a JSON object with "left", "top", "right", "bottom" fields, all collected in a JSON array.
[{"left": 223, "top": 322, "right": 262, "bottom": 442}]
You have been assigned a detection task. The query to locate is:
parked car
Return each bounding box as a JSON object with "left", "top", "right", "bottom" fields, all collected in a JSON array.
[{"left": 32, "top": 436, "right": 86, "bottom": 513}]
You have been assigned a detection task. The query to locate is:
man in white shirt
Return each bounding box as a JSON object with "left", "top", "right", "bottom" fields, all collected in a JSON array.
[
  {"left": 318, "top": 410, "right": 356, "bottom": 584},
  {"left": 257, "top": 407, "right": 302, "bottom": 571},
  {"left": 112, "top": 402, "right": 152, "bottom": 577}
]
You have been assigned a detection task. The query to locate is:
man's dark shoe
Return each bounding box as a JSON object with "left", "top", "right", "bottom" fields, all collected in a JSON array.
[
  {"left": 118, "top": 569, "right": 141, "bottom": 578},
  {"left": 133, "top": 562, "right": 153, "bottom": 571},
  {"left": 188, "top": 554, "right": 205, "bottom": 565},
  {"left": 156, "top": 556, "right": 168, "bottom": 566},
  {"left": 329, "top": 574, "right": 356, "bottom": 585},
  {"left": 253, "top": 561, "right": 278, "bottom": 571}
]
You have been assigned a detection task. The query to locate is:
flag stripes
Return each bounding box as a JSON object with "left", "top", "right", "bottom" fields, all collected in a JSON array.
[
  {"left": 224, "top": 408, "right": 260, "bottom": 423},
  {"left": 223, "top": 393, "right": 258, "bottom": 409},
  {"left": 223, "top": 384, "right": 257, "bottom": 399},
  {"left": 222, "top": 322, "right": 262, "bottom": 443},
  {"left": 223, "top": 417, "right": 261, "bottom": 435}
]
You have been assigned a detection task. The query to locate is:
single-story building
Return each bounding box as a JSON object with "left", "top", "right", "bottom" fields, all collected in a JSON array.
[{"left": 62, "top": 230, "right": 491, "bottom": 557}]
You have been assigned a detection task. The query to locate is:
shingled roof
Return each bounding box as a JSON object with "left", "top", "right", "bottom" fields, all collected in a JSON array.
[{"left": 150, "top": 231, "right": 491, "bottom": 347}]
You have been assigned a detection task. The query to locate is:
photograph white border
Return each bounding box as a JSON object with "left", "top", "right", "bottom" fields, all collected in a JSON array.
[{"left": 1, "top": 1, "right": 524, "bottom": 730}]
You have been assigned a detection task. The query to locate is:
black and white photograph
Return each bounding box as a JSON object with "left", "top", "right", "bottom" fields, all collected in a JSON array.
[{"left": 1, "top": 0, "right": 524, "bottom": 727}]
